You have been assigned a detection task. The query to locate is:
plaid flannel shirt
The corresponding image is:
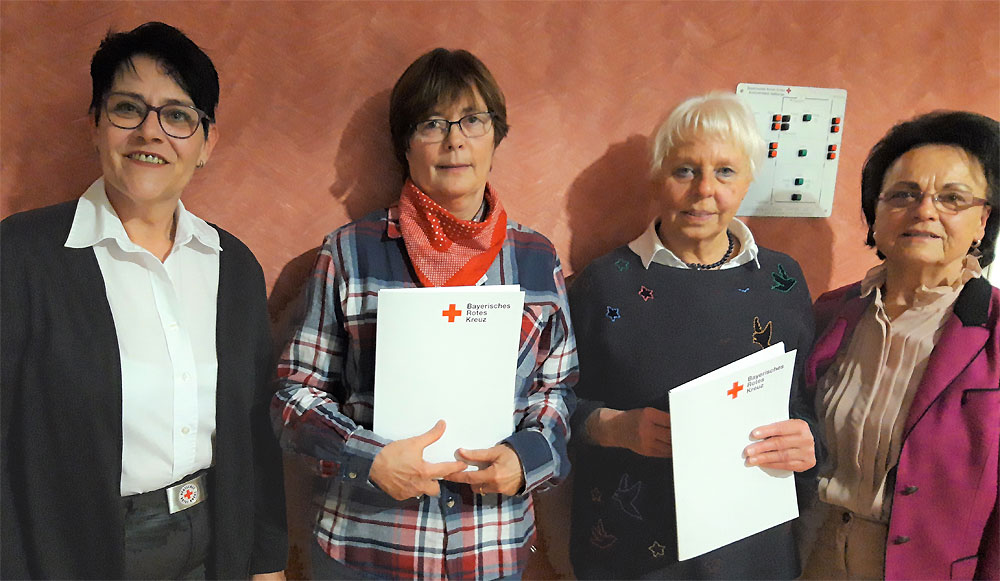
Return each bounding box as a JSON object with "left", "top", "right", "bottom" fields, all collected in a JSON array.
[{"left": 272, "top": 206, "right": 577, "bottom": 580}]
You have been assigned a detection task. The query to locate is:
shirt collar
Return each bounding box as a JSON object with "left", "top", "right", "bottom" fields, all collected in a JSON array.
[
  {"left": 628, "top": 217, "right": 760, "bottom": 270},
  {"left": 65, "top": 177, "right": 221, "bottom": 254},
  {"left": 387, "top": 204, "right": 402, "bottom": 239},
  {"left": 861, "top": 254, "right": 984, "bottom": 300}
]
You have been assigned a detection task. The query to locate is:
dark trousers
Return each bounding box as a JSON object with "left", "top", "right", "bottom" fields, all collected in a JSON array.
[
  {"left": 310, "top": 541, "right": 378, "bottom": 580},
  {"left": 121, "top": 482, "right": 211, "bottom": 579}
]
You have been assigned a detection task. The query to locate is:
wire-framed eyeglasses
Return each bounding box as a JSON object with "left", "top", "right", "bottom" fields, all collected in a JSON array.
[
  {"left": 412, "top": 112, "right": 494, "bottom": 143},
  {"left": 878, "top": 188, "right": 990, "bottom": 214},
  {"left": 104, "top": 93, "right": 209, "bottom": 139}
]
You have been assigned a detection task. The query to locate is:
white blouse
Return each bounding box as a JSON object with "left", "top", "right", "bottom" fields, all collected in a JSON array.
[{"left": 65, "top": 178, "right": 220, "bottom": 495}]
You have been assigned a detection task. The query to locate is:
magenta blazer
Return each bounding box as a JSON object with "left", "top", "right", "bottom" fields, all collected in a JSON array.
[{"left": 805, "top": 276, "right": 1000, "bottom": 580}]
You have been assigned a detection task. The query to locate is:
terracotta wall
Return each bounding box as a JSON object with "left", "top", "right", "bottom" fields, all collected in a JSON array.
[{"left": 3, "top": 1, "right": 998, "bottom": 578}]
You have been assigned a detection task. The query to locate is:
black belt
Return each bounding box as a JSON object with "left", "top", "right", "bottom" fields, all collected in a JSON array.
[{"left": 122, "top": 469, "right": 209, "bottom": 514}]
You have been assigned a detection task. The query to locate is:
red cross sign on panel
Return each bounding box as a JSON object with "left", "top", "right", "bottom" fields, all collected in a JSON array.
[{"left": 736, "top": 83, "right": 847, "bottom": 217}]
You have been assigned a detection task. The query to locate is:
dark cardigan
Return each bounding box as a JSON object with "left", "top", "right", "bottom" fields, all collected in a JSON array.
[{"left": 1, "top": 200, "right": 287, "bottom": 579}]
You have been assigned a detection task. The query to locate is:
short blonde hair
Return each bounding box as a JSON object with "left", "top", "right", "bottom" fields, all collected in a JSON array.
[{"left": 650, "top": 92, "right": 765, "bottom": 178}]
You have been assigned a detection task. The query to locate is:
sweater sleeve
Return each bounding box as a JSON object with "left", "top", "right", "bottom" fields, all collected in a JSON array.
[
  {"left": 783, "top": 259, "right": 825, "bottom": 479},
  {"left": 565, "top": 263, "right": 607, "bottom": 446},
  {"left": 270, "top": 232, "right": 391, "bottom": 489}
]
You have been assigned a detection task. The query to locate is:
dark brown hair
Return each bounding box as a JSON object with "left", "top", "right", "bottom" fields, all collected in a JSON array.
[
  {"left": 389, "top": 48, "right": 508, "bottom": 177},
  {"left": 861, "top": 111, "right": 999, "bottom": 266}
]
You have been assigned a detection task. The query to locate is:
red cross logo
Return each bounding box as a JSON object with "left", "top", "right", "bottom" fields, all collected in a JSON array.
[
  {"left": 178, "top": 483, "right": 198, "bottom": 505},
  {"left": 786, "top": 87, "right": 792, "bottom": 94},
  {"left": 442, "top": 304, "right": 462, "bottom": 322},
  {"left": 727, "top": 381, "right": 744, "bottom": 399}
]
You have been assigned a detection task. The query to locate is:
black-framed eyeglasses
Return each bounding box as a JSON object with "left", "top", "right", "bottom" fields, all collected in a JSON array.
[
  {"left": 878, "top": 188, "right": 990, "bottom": 214},
  {"left": 104, "top": 92, "right": 209, "bottom": 139},
  {"left": 412, "top": 112, "right": 494, "bottom": 143}
]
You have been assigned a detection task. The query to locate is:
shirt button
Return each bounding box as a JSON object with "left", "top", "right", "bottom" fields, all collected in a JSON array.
[
  {"left": 842, "top": 512, "right": 852, "bottom": 523},
  {"left": 168, "top": 322, "right": 179, "bottom": 331},
  {"left": 901, "top": 485, "right": 918, "bottom": 495},
  {"left": 348, "top": 472, "right": 357, "bottom": 479},
  {"left": 446, "top": 498, "right": 455, "bottom": 508},
  {"left": 181, "top": 426, "right": 190, "bottom": 435}
]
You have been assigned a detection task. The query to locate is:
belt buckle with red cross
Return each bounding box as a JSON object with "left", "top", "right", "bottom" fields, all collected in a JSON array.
[{"left": 166, "top": 472, "right": 208, "bottom": 514}]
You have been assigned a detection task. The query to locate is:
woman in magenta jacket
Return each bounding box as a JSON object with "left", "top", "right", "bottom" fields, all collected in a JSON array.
[{"left": 802, "top": 111, "right": 999, "bottom": 580}]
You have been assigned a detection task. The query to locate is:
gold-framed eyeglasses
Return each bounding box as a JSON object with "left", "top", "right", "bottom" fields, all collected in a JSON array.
[
  {"left": 412, "top": 112, "right": 494, "bottom": 143},
  {"left": 104, "top": 92, "right": 209, "bottom": 139},
  {"left": 878, "top": 188, "right": 990, "bottom": 214}
]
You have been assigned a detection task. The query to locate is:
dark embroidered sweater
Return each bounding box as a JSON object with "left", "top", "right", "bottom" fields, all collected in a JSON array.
[{"left": 567, "top": 245, "right": 816, "bottom": 580}]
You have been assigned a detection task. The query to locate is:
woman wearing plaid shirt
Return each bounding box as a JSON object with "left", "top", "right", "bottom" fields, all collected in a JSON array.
[{"left": 271, "top": 48, "right": 578, "bottom": 580}]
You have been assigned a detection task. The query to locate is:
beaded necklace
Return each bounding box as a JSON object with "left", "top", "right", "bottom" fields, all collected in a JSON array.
[{"left": 684, "top": 230, "right": 735, "bottom": 270}]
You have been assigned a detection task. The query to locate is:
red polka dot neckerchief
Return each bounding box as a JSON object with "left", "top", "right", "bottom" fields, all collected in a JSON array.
[{"left": 398, "top": 180, "right": 507, "bottom": 287}]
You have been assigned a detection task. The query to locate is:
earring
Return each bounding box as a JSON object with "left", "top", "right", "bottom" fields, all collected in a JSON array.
[{"left": 196, "top": 161, "right": 205, "bottom": 169}]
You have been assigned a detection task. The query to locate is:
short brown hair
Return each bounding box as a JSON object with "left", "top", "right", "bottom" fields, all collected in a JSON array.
[{"left": 389, "top": 48, "right": 509, "bottom": 177}]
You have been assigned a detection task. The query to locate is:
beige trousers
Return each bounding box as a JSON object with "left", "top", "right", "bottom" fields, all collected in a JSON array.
[{"left": 801, "top": 502, "right": 888, "bottom": 580}]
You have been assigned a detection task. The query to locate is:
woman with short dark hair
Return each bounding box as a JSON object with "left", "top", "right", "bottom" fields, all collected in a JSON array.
[
  {"left": 802, "top": 111, "right": 1000, "bottom": 580},
  {"left": 1, "top": 22, "right": 287, "bottom": 579},
  {"left": 271, "top": 48, "right": 577, "bottom": 580}
]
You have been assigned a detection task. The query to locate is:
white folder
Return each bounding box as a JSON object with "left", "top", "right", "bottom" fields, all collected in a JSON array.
[
  {"left": 373, "top": 285, "right": 524, "bottom": 465},
  {"left": 668, "top": 343, "right": 799, "bottom": 560}
]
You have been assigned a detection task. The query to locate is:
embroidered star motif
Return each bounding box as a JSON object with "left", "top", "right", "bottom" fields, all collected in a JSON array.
[
  {"left": 638, "top": 286, "right": 654, "bottom": 301},
  {"left": 591, "top": 488, "right": 602, "bottom": 502},
  {"left": 648, "top": 540, "right": 666, "bottom": 558},
  {"left": 606, "top": 306, "right": 621, "bottom": 322},
  {"left": 615, "top": 258, "right": 630, "bottom": 272}
]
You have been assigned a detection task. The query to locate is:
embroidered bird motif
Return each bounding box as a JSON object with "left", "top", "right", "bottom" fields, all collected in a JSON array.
[
  {"left": 590, "top": 519, "right": 618, "bottom": 549},
  {"left": 753, "top": 316, "right": 773, "bottom": 349},
  {"left": 612, "top": 473, "right": 643, "bottom": 520},
  {"left": 771, "top": 263, "right": 797, "bottom": 292}
]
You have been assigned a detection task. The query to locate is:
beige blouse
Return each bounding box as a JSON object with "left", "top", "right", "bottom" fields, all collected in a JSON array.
[{"left": 816, "top": 256, "right": 982, "bottom": 522}]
